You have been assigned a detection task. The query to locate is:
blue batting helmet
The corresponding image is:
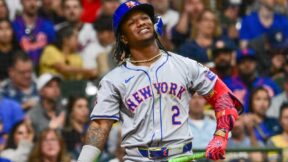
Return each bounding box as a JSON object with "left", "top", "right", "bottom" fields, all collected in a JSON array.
[{"left": 113, "top": 0, "right": 155, "bottom": 35}]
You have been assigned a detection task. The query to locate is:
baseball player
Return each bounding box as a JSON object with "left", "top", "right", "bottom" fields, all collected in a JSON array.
[{"left": 78, "top": 1, "right": 243, "bottom": 162}]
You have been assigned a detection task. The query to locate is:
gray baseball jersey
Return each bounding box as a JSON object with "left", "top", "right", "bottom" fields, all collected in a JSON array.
[{"left": 90, "top": 51, "right": 217, "bottom": 159}]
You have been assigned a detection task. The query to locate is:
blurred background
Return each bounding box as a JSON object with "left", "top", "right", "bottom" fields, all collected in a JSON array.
[{"left": 0, "top": 0, "right": 288, "bottom": 162}]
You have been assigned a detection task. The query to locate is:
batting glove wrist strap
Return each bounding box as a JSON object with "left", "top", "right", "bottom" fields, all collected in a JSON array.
[{"left": 77, "top": 145, "right": 101, "bottom": 162}]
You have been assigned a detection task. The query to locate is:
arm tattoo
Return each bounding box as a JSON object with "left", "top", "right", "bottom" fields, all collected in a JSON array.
[{"left": 86, "top": 124, "right": 110, "bottom": 150}]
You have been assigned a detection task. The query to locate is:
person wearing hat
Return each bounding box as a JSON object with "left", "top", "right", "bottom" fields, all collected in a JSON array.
[
  {"left": 27, "top": 73, "right": 65, "bottom": 133},
  {"left": 224, "top": 48, "right": 281, "bottom": 112},
  {"left": 211, "top": 38, "right": 237, "bottom": 79}
]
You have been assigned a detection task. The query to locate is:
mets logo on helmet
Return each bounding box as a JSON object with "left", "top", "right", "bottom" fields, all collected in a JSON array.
[{"left": 126, "top": 1, "right": 136, "bottom": 8}]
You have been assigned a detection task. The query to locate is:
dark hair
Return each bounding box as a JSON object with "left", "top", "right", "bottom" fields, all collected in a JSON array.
[
  {"left": 113, "top": 12, "right": 167, "bottom": 64},
  {"left": 65, "top": 95, "right": 88, "bottom": 129},
  {"left": 248, "top": 87, "right": 271, "bottom": 113},
  {"left": 279, "top": 102, "right": 288, "bottom": 119},
  {"left": 9, "top": 51, "right": 32, "bottom": 68},
  {"left": 0, "top": 19, "right": 20, "bottom": 49},
  {"left": 61, "top": 0, "right": 82, "bottom": 8},
  {"left": 55, "top": 25, "right": 76, "bottom": 49},
  {"left": 5, "top": 120, "right": 34, "bottom": 149},
  {"left": 93, "top": 15, "right": 113, "bottom": 32}
]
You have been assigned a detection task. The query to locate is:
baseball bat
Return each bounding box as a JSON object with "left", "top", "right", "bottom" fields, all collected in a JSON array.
[{"left": 168, "top": 152, "right": 206, "bottom": 162}]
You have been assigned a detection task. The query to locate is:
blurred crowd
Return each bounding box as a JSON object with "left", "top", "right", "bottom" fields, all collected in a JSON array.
[{"left": 0, "top": 0, "right": 288, "bottom": 162}]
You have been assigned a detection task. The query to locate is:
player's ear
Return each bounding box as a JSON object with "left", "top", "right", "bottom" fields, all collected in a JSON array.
[{"left": 121, "top": 34, "right": 128, "bottom": 45}]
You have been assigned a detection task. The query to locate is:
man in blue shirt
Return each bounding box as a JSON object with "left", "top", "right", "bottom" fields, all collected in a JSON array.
[
  {"left": 13, "top": 0, "right": 56, "bottom": 66},
  {"left": 239, "top": 0, "right": 288, "bottom": 48}
]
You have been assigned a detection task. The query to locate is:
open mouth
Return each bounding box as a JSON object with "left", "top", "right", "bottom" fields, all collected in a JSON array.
[{"left": 138, "top": 27, "right": 150, "bottom": 34}]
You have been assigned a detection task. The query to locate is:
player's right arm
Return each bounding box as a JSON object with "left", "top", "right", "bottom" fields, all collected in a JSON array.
[{"left": 78, "top": 119, "right": 114, "bottom": 162}]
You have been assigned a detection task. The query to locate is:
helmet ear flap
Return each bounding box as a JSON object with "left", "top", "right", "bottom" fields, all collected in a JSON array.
[{"left": 154, "top": 16, "right": 163, "bottom": 36}]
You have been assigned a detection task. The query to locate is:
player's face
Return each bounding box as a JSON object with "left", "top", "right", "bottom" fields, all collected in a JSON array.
[
  {"left": 280, "top": 108, "right": 288, "bottom": 132},
  {"left": 121, "top": 10, "right": 154, "bottom": 45},
  {"left": 251, "top": 90, "right": 270, "bottom": 117},
  {"left": 63, "top": 0, "right": 82, "bottom": 23}
]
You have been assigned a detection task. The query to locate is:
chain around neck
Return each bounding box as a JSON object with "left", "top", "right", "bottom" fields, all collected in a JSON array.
[{"left": 127, "top": 52, "right": 162, "bottom": 63}]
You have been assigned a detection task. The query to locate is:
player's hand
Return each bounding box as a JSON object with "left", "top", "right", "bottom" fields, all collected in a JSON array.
[{"left": 205, "top": 135, "right": 228, "bottom": 160}]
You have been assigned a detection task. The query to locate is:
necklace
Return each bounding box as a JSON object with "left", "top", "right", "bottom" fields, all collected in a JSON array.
[{"left": 127, "top": 52, "right": 162, "bottom": 63}]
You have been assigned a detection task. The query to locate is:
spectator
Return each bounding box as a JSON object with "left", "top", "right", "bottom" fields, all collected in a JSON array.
[
  {"left": 268, "top": 49, "right": 286, "bottom": 82},
  {"left": 246, "top": 87, "right": 282, "bottom": 144},
  {"left": 0, "top": 53, "right": 38, "bottom": 110},
  {"left": 27, "top": 73, "right": 65, "bottom": 133},
  {"left": 171, "top": 0, "right": 204, "bottom": 48},
  {"left": 57, "top": 0, "right": 97, "bottom": 57},
  {"left": 227, "top": 116, "right": 264, "bottom": 162},
  {"left": 40, "top": 25, "right": 98, "bottom": 80},
  {"left": 224, "top": 48, "right": 281, "bottom": 112},
  {"left": 12, "top": 0, "right": 56, "bottom": 66},
  {"left": 249, "top": 30, "right": 288, "bottom": 76},
  {"left": 0, "top": 19, "right": 21, "bottom": 81},
  {"left": 267, "top": 74, "right": 288, "bottom": 118},
  {"left": 0, "top": 121, "right": 34, "bottom": 162},
  {"left": 219, "top": 0, "right": 242, "bottom": 44},
  {"left": 239, "top": 0, "right": 288, "bottom": 48},
  {"left": 62, "top": 95, "right": 89, "bottom": 160},
  {"left": 210, "top": 38, "right": 237, "bottom": 79},
  {"left": 0, "top": 96, "right": 24, "bottom": 135},
  {"left": 81, "top": 15, "right": 114, "bottom": 76},
  {"left": 28, "top": 128, "right": 72, "bottom": 162},
  {"left": 0, "top": 0, "right": 9, "bottom": 20},
  {"left": 267, "top": 103, "right": 288, "bottom": 162},
  {"left": 98, "top": 0, "right": 120, "bottom": 17},
  {"left": 38, "top": 0, "right": 66, "bottom": 25},
  {"left": 188, "top": 94, "right": 216, "bottom": 149},
  {"left": 178, "top": 9, "right": 222, "bottom": 64}
]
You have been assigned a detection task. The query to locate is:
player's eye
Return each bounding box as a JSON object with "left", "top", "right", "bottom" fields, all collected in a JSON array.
[{"left": 141, "top": 15, "right": 149, "bottom": 20}]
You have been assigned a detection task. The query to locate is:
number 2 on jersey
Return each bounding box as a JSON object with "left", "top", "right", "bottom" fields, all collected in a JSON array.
[{"left": 172, "top": 106, "right": 181, "bottom": 125}]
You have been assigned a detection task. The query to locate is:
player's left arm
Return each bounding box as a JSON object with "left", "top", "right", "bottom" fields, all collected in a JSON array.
[{"left": 203, "top": 78, "right": 243, "bottom": 160}]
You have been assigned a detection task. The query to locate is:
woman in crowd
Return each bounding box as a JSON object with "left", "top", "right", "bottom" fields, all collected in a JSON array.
[
  {"left": 267, "top": 103, "right": 288, "bottom": 162},
  {"left": 0, "top": 120, "right": 34, "bottom": 162},
  {"left": 39, "top": 25, "right": 98, "bottom": 80},
  {"left": 0, "top": 19, "right": 21, "bottom": 81},
  {"left": 178, "top": 9, "right": 223, "bottom": 64},
  {"left": 246, "top": 87, "right": 282, "bottom": 144},
  {"left": 28, "top": 128, "right": 71, "bottom": 162},
  {"left": 62, "top": 95, "right": 89, "bottom": 160}
]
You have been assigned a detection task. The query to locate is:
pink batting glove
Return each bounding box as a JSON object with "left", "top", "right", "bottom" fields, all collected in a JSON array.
[{"left": 205, "top": 135, "right": 228, "bottom": 160}]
